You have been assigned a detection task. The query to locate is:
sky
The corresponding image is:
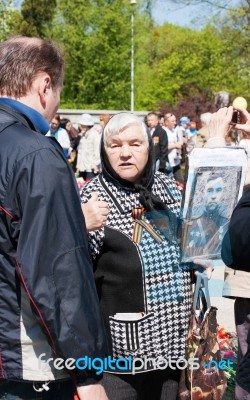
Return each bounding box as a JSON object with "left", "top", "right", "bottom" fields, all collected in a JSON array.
[
  {"left": 152, "top": 0, "right": 239, "bottom": 28},
  {"left": 13, "top": 0, "right": 239, "bottom": 29}
]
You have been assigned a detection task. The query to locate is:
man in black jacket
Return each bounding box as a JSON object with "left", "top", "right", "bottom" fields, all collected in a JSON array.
[
  {"left": 206, "top": 105, "right": 250, "bottom": 400},
  {"left": 146, "top": 112, "right": 168, "bottom": 172},
  {"left": 0, "top": 36, "right": 107, "bottom": 400},
  {"left": 222, "top": 186, "right": 250, "bottom": 400}
]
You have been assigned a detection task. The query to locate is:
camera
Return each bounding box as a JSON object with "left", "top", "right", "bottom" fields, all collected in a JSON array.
[{"left": 231, "top": 110, "right": 241, "bottom": 124}]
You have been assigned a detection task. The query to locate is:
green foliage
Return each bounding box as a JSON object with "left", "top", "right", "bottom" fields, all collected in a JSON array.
[
  {"left": 2, "top": 0, "right": 250, "bottom": 111},
  {"left": 18, "top": 0, "right": 57, "bottom": 38},
  {"left": 0, "top": 0, "right": 22, "bottom": 41},
  {"left": 214, "top": 2, "right": 250, "bottom": 103},
  {"left": 136, "top": 5, "right": 250, "bottom": 111},
  {"left": 51, "top": 0, "right": 152, "bottom": 110},
  {"left": 137, "top": 24, "right": 224, "bottom": 109}
]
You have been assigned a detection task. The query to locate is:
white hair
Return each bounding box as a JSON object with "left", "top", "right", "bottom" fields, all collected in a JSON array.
[
  {"left": 103, "top": 113, "right": 149, "bottom": 147},
  {"left": 200, "top": 112, "right": 212, "bottom": 126}
]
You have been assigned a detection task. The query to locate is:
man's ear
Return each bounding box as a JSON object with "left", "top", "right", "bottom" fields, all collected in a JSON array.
[{"left": 38, "top": 74, "right": 51, "bottom": 108}]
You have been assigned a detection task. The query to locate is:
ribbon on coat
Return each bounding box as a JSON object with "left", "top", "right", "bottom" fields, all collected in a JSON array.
[{"left": 132, "top": 207, "right": 164, "bottom": 244}]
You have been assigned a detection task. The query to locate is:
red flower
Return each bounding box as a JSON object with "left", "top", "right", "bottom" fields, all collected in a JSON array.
[{"left": 218, "top": 327, "right": 230, "bottom": 339}]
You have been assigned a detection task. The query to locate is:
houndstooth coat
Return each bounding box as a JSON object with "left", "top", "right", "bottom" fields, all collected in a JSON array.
[{"left": 80, "top": 172, "right": 193, "bottom": 372}]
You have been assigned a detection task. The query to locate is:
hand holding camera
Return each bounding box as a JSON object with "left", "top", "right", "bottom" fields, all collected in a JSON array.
[
  {"left": 231, "top": 96, "right": 250, "bottom": 132},
  {"left": 231, "top": 107, "right": 250, "bottom": 134},
  {"left": 231, "top": 110, "right": 241, "bottom": 124},
  {"left": 208, "top": 105, "right": 250, "bottom": 141}
]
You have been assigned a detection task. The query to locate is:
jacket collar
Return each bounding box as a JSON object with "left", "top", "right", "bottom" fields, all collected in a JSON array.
[
  {"left": 0, "top": 98, "right": 49, "bottom": 135},
  {"left": 100, "top": 173, "right": 176, "bottom": 214}
]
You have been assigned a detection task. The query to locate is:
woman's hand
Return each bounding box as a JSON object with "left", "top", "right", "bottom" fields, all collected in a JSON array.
[
  {"left": 193, "top": 258, "right": 214, "bottom": 280},
  {"left": 233, "top": 106, "right": 250, "bottom": 134},
  {"left": 207, "top": 106, "right": 250, "bottom": 140},
  {"left": 207, "top": 106, "right": 233, "bottom": 139},
  {"left": 82, "top": 192, "right": 109, "bottom": 232}
]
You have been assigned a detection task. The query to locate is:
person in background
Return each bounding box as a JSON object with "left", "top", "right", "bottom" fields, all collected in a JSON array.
[
  {"left": 99, "top": 113, "right": 111, "bottom": 129},
  {"left": 157, "top": 112, "right": 165, "bottom": 127},
  {"left": 76, "top": 113, "right": 101, "bottom": 181},
  {"left": 176, "top": 116, "right": 191, "bottom": 140},
  {"left": 146, "top": 111, "right": 168, "bottom": 172},
  {"left": 163, "top": 113, "right": 184, "bottom": 184},
  {"left": 47, "top": 112, "right": 71, "bottom": 158},
  {"left": 186, "top": 112, "right": 212, "bottom": 153},
  {"left": 0, "top": 36, "right": 108, "bottom": 400},
  {"left": 60, "top": 118, "right": 79, "bottom": 169},
  {"left": 60, "top": 117, "right": 79, "bottom": 146},
  {"left": 175, "top": 116, "right": 190, "bottom": 166},
  {"left": 189, "top": 121, "right": 198, "bottom": 136},
  {"left": 199, "top": 112, "right": 213, "bottom": 141}
]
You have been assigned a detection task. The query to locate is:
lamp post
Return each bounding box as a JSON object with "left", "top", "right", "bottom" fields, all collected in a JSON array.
[{"left": 130, "top": 0, "right": 136, "bottom": 113}]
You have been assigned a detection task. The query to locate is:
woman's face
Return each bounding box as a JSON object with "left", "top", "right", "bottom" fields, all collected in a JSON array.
[
  {"left": 105, "top": 125, "right": 148, "bottom": 182},
  {"left": 66, "top": 121, "right": 72, "bottom": 132},
  {"left": 51, "top": 118, "right": 59, "bottom": 133}
]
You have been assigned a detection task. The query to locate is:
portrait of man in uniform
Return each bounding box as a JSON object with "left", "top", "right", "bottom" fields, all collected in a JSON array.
[{"left": 181, "top": 167, "right": 241, "bottom": 261}]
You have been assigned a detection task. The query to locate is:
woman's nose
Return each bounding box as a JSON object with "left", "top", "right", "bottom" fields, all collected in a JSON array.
[{"left": 120, "top": 145, "right": 132, "bottom": 157}]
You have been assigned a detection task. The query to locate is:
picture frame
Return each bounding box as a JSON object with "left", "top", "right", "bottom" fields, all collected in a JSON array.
[{"left": 181, "top": 147, "right": 247, "bottom": 262}]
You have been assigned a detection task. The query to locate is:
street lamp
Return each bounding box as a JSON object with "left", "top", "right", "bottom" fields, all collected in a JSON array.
[{"left": 130, "top": 0, "right": 136, "bottom": 112}]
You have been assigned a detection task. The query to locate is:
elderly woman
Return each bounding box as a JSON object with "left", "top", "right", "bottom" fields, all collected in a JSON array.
[{"left": 80, "top": 113, "right": 210, "bottom": 400}]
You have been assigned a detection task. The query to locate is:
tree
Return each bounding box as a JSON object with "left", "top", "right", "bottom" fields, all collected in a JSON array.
[
  {"left": 52, "top": 0, "right": 153, "bottom": 110},
  {"left": 135, "top": 23, "right": 228, "bottom": 109},
  {"left": 5, "top": 0, "right": 250, "bottom": 111},
  {"left": 212, "top": 0, "right": 250, "bottom": 103},
  {"left": 159, "top": 87, "right": 216, "bottom": 124},
  {"left": 0, "top": 0, "right": 22, "bottom": 41},
  {"left": 18, "top": 0, "right": 57, "bottom": 38},
  {"left": 135, "top": 13, "right": 250, "bottom": 111}
]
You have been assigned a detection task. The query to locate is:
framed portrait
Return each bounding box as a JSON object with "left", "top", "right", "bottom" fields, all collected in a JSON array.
[{"left": 181, "top": 147, "right": 247, "bottom": 262}]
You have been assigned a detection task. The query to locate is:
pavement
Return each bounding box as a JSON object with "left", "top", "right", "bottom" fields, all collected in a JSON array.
[{"left": 207, "top": 260, "right": 235, "bottom": 332}]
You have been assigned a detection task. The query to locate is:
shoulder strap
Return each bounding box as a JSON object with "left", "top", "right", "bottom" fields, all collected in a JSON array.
[{"left": 193, "top": 272, "right": 211, "bottom": 310}]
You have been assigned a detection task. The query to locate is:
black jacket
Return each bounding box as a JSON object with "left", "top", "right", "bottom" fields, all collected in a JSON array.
[
  {"left": 0, "top": 104, "right": 107, "bottom": 384},
  {"left": 221, "top": 187, "right": 250, "bottom": 272},
  {"left": 221, "top": 188, "right": 250, "bottom": 394},
  {"left": 151, "top": 125, "right": 169, "bottom": 171}
]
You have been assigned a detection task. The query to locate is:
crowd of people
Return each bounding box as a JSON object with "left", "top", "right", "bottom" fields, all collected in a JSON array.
[
  {"left": 1, "top": 35, "right": 250, "bottom": 400},
  {"left": 49, "top": 109, "right": 215, "bottom": 191}
]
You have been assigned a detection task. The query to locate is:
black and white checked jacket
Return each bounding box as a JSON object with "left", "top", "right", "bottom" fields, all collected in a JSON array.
[{"left": 80, "top": 172, "right": 193, "bottom": 372}]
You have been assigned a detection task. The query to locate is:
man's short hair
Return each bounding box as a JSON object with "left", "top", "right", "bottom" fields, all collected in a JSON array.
[
  {"left": 0, "top": 36, "right": 64, "bottom": 98},
  {"left": 164, "top": 113, "right": 175, "bottom": 122},
  {"left": 206, "top": 173, "right": 225, "bottom": 185},
  {"left": 147, "top": 112, "right": 159, "bottom": 119}
]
